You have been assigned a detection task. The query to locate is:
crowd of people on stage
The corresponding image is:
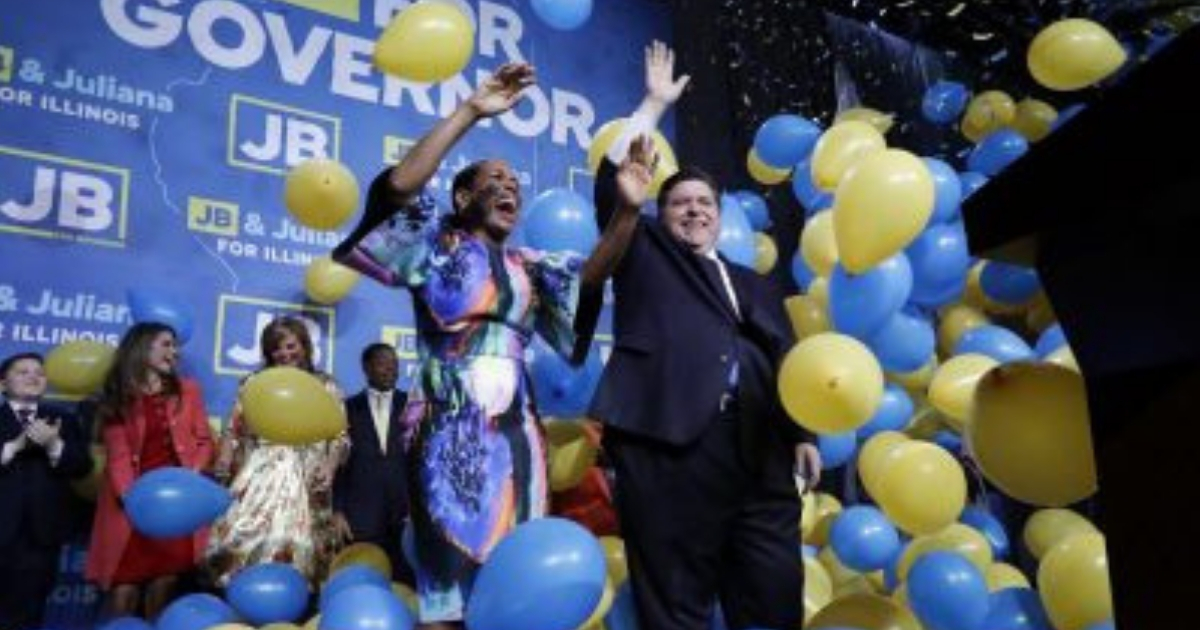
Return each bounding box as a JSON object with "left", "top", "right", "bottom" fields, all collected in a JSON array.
[{"left": 1, "top": 41, "right": 818, "bottom": 630}]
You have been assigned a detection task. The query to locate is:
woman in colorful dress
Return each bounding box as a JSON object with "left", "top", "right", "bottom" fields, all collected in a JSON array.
[
  {"left": 86, "top": 322, "right": 216, "bottom": 619},
  {"left": 206, "top": 316, "right": 349, "bottom": 586},
  {"left": 332, "top": 62, "right": 648, "bottom": 627}
]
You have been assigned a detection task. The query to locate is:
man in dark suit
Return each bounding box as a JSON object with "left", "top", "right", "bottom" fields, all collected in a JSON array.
[
  {"left": 577, "top": 42, "right": 822, "bottom": 630},
  {"left": 334, "top": 343, "right": 413, "bottom": 585},
  {"left": 0, "top": 352, "right": 92, "bottom": 629}
]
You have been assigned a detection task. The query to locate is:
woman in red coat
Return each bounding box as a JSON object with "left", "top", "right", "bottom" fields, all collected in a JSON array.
[{"left": 85, "top": 322, "right": 215, "bottom": 619}]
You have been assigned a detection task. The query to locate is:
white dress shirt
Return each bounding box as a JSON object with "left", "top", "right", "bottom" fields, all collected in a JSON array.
[{"left": 368, "top": 388, "right": 393, "bottom": 454}]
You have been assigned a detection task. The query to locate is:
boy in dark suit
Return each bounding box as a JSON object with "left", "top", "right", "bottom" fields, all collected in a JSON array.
[{"left": 0, "top": 352, "right": 92, "bottom": 629}]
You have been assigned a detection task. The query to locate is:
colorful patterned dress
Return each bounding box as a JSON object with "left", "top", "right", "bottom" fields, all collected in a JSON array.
[
  {"left": 205, "top": 373, "right": 348, "bottom": 586},
  {"left": 338, "top": 183, "right": 587, "bottom": 622}
]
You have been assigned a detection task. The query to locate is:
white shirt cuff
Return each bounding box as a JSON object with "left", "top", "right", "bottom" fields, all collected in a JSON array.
[
  {"left": 46, "top": 438, "right": 65, "bottom": 466},
  {"left": 1, "top": 439, "right": 25, "bottom": 466}
]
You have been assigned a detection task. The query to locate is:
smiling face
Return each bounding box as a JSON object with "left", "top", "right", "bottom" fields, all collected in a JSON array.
[
  {"left": 454, "top": 160, "right": 522, "bottom": 244},
  {"left": 145, "top": 331, "right": 179, "bottom": 376},
  {"left": 1, "top": 357, "right": 47, "bottom": 403},
  {"left": 660, "top": 177, "right": 721, "bottom": 254}
]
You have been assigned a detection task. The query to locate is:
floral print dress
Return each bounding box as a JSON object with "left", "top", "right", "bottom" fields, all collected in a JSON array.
[{"left": 338, "top": 179, "right": 587, "bottom": 622}]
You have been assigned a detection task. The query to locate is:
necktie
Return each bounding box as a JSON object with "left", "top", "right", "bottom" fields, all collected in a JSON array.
[
  {"left": 16, "top": 407, "right": 34, "bottom": 427},
  {"left": 371, "top": 391, "right": 390, "bottom": 453}
]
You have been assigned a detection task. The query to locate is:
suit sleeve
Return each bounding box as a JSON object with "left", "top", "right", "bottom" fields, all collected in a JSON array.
[
  {"left": 594, "top": 158, "right": 620, "bottom": 232},
  {"left": 52, "top": 408, "right": 93, "bottom": 479}
]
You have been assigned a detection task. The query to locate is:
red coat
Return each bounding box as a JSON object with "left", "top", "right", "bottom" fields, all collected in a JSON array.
[{"left": 85, "top": 379, "right": 216, "bottom": 589}]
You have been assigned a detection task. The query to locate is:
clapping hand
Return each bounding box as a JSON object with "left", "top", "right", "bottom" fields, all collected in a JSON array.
[
  {"left": 616, "top": 135, "right": 658, "bottom": 211},
  {"left": 25, "top": 416, "right": 62, "bottom": 449},
  {"left": 468, "top": 62, "right": 536, "bottom": 117}
]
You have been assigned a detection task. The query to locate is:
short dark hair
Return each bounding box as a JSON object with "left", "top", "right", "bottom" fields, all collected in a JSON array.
[
  {"left": 656, "top": 165, "right": 722, "bottom": 209},
  {"left": 361, "top": 342, "right": 397, "bottom": 365},
  {"left": 0, "top": 352, "right": 42, "bottom": 378},
  {"left": 450, "top": 160, "right": 488, "bottom": 213}
]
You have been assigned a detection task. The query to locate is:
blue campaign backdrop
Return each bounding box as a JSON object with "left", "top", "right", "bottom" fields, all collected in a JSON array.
[{"left": 1, "top": 1, "right": 667, "bottom": 623}]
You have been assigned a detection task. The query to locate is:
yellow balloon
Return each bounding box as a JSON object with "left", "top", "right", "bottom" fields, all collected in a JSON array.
[
  {"left": 807, "top": 593, "right": 923, "bottom": 630},
  {"left": 799, "top": 490, "right": 818, "bottom": 540},
  {"left": 241, "top": 367, "right": 348, "bottom": 445},
  {"left": 807, "top": 276, "right": 830, "bottom": 309},
  {"left": 805, "top": 555, "right": 834, "bottom": 613},
  {"left": 819, "top": 546, "right": 862, "bottom": 587},
  {"left": 778, "top": 333, "right": 884, "bottom": 435},
  {"left": 1045, "top": 346, "right": 1080, "bottom": 373},
  {"left": 800, "top": 210, "right": 839, "bottom": 277},
  {"left": 835, "top": 107, "right": 895, "bottom": 134},
  {"left": 1012, "top": 98, "right": 1059, "bottom": 142},
  {"left": 986, "top": 562, "right": 1031, "bottom": 592},
  {"left": 284, "top": 159, "right": 360, "bottom": 231},
  {"left": 546, "top": 420, "right": 598, "bottom": 492},
  {"left": 305, "top": 256, "right": 361, "bottom": 305},
  {"left": 833, "top": 149, "right": 935, "bottom": 273},
  {"left": 70, "top": 444, "right": 106, "bottom": 501},
  {"left": 753, "top": 232, "right": 778, "bottom": 274},
  {"left": 330, "top": 542, "right": 392, "bottom": 580},
  {"left": 928, "top": 353, "right": 1000, "bottom": 431},
  {"left": 806, "top": 492, "right": 844, "bottom": 547},
  {"left": 903, "top": 405, "right": 947, "bottom": 440},
  {"left": 961, "top": 91, "right": 1016, "bottom": 143},
  {"left": 784, "top": 294, "right": 830, "bottom": 340},
  {"left": 887, "top": 356, "right": 938, "bottom": 394},
  {"left": 262, "top": 624, "right": 302, "bottom": 630},
  {"left": 968, "top": 363, "right": 1098, "bottom": 506},
  {"left": 599, "top": 536, "right": 628, "bottom": 587},
  {"left": 1038, "top": 533, "right": 1113, "bottom": 630},
  {"left": 207, "top": 625, "right": 254, "bottom": 630},
  {"left": 834, "top": 574, "right": 879, "bottom": 599},
  {"left": 896, "top": 523, "right": 993, "bottom": 581},
  {"left": 45, "top": 341, "right": 114, "bottom": 396},
  {"left": 857, "top": 431, "right": 908, "bottom": 493},
  {"left": 810, "top": 121, "right": 887, "bottom": 192},
  {"left": 963, "top": 261, "right": 1025, "bottom": 315},
  {"left": 871, "top": 441, "right": 967, "bottom": 535},
  {"left": 1023, "top": 508, "right": 1099, "bottom": 560},
  {"left": 576, "top": 578, "right": 615, "bottom": 630},
  {"left": 586, "top": 118, "right": 679, "bottom": 197},
  {"left": 891, "top": 583, "right": 909, "bottom": 607},
  {"left": 373, "top": 1, "right": 474, "bottom": 83},
  {"left": 937, "top": 304, "right": 990, "bottom": 357},
  {"left": 391, "top": 581, "right": 418, "bottom": 612},
  {"left": 1028, "top": 19, "right": 1128, "bottom": 91},
  {"left": 747, "top": 149, "right": 791, "bottom": 185},
  {"left": 302, "top": 614, "right": 320, "bottom": 630}
]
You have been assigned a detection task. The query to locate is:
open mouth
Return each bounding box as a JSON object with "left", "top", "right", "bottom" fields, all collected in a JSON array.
[{"left": 495, "top": 198, "right": 519, "bottom": 220}]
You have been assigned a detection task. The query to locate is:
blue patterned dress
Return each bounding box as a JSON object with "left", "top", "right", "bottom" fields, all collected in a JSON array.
[{"left": 337, "top": 181, "right": 588, "bottom": 622}]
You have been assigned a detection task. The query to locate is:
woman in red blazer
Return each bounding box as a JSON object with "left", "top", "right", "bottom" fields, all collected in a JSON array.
[{"left": 85, "top": 322, "right": 215, "bottom": 619}]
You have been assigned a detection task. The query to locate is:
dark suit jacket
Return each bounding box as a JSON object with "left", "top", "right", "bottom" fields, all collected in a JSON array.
[
  {"left": 0, "top": 401, "right": 92, "bottom": 547},
  {"left": 582, "top": 159, "right": 808, "bottom": 447},
  {"left": 334, "top": 389, "right": 410, "bottom": 539}
]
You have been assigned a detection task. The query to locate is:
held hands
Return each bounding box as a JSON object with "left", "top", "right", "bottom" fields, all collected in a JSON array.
[
  {"left": 468, "top": 62, "right": 536, "bottom": 117},
  {"left": 616, "top": 135, "right": 658, "bottom": 211},
  {"left": 645, "top": 40, "right": 690, "bottom": 107}
]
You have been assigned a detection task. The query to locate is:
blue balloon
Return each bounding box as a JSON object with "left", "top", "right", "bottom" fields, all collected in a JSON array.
[
  {"left": 791, "top": 157, "right": 833, "bottom": 213},
  {"left": 468, "top": 518, "right": 607, "bottom": 630},
  {"left": 605, "top": 582, "right": 640, "bottom": 630},
  {"left": 857, "top": 383, "right": 915, "bottom": 440},
  {"left": 829, "top": 254, "right": 913, "bottom": 338},
  {"left": 921, "top": 80, "right": 969, "bottom": 124},
  {"left": 983, "top": 588, "right": 1053, "bottom": 630},
  {"left": 753, "top": 114, "right": 821, "bottom": 168},
  {"left": 958, "top": 172, "right": 988, "bottom": 200},
  {"left": 156, "top": 594, "right": 238, "bottom": 630},
  {"left": 980, "top": 262, "right": 1041, "bottom": 305},
  {"left": 320, "top": 565, "right": 391, "bottom": 610},
  {"left": 717, "top": 194, "right": 756, "bottom": 266},
  {"left": 802, "top": 544, "right": 819, "bottom": 559},
  {"left": 126, "top": 288, "right": 194, "bottom": 344},
  {"left": 818, "top": 432, "right": 858, "bottom": 469},
  {"left": 908, "top": 551, "right": 989, "bottom": 630},
  {"left": 791, "top": 253, "right": 816, "bottom": 292},
  {"left": 1082, "top": 622, "right": 1116, "bottom": 630},
  {"left": 906, "top": 223, "right": 970, "bottom": 308},
  {"left": 523, "top": 188, "right": 599, "bottom": 255},
  {"left": 830, "top": 506, "right": 902, "bottom": 572},
  {"left": 924, "top": 158, "right": 963, "bottom": 224},
  {"left": 733, "top": 190, "right": 771, "bottom": 230},
  {"left": 227, "top": 562, "right": 309, "bottom": 624},
  {"left": 954, "top": 325, "right": 1034, "bottom": 364},
  {"left": 125, "top": 467, "right": 231, "bottom": 538},
  {"left": 967, "top": 130, "right": 1029, "bottom": 177},
  {"left": 530, "top": 0, "right": 592, "bottom": 30},
  {"left": 529, "top": 337, "right": 603, "bottom": 418},
  {"left": 867, "top": 309, "right": 935, "bottom": 373},
  {"left": 959, "top": 506, "right": 1010, "bottom": 560},
  {"left": 101, "top": 617, "right": 154, "bottom": 630},
  {"left": 932, "top": 430, "right": 963, "bottom": 454},
  {"left": 1035, "top": 324, "right": 1067, "bottom": 358},
  {"left": 320, "top": 584, "right": 414, "bottom": 630}
]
